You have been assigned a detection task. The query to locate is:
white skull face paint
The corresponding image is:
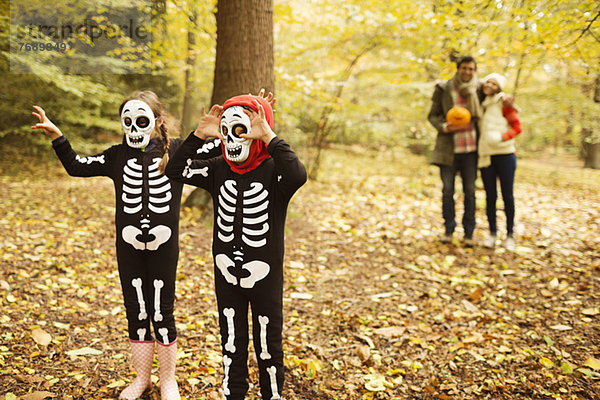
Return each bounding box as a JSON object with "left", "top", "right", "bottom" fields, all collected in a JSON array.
[
  {"left": 221, "top": 106, "right": 252, "bottom": 163},
  {"left": 121, "top": 100, "right": 156, "bottom": 149}
]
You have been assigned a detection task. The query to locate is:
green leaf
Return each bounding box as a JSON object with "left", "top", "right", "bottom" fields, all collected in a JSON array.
[
  {"left": 561, "top": 362, "right": 573, "bottom": 374},
  {"left": 577, "top": 368, "right": 599, "bottom": 379}
]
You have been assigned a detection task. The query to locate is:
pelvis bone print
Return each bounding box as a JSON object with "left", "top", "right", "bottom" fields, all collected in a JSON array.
[
  {"left": 215, "top": 180, "right": 271, "bottom": 288},
  {"left": 121, "top": 158, "right": 172, "bottom": 251}
]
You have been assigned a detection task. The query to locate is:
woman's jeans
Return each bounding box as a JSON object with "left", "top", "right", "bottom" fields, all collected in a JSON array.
[
  {"left": 439, "top": 151, "right": 477, "bottom": 239},
  {"left": 480, "top": 153, "right": 517, "bottom": 236}
]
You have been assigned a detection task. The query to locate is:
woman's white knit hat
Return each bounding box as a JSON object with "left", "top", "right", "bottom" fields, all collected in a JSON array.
[{"left": 482, "top": 73, "right": 507, "bottom": 91}]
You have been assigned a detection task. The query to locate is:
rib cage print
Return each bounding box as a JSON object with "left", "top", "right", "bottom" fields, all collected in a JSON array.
[
  {"left": 147, "top": 157, "right": 171, "bottom": 214},
  {"left": 216, "top": 180, "right": 269, "bottom": 248},
  {"left": 122, "top": 158, "right": 172, "bottom": 215},
  {"left": 121, "top": 157, "right": 173, "bottom": 251}
]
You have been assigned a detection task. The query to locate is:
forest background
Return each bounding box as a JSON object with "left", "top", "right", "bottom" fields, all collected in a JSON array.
[
  {"left": 1, "top": 0, "right": 600, "bottom": 173},
  {"left": 1, "top": 0, "right": 600, "bottom": 399}
]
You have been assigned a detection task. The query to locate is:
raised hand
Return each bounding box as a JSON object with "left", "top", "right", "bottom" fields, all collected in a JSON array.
[
  {"left": 31, "top": 106, "right": 63, "bottom": 140},
  {"left": 250, "top": 88, "right": 276, "bottom": 112},
  {"left": 257, "top": 88, "right": 276, "bottom": 108},
  {"left": 194, "top": 104, "right": 224, "bottom": 141},
  {"left": 241, "top": 100, "right": 276, "bottom": 144}
]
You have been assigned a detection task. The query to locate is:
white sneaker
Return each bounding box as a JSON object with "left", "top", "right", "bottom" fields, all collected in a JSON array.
[
  {"left": 440, "top": 232, "right": 453, "bottom": 243},
  {"left": 482, "top": 235, "right": 497, "bottom": 248},
  {"left": 504, "top": 236, "right": 515, "bottom": 251}
]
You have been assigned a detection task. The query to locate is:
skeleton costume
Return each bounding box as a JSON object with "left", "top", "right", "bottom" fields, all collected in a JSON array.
[
  {"left": 166, "top": 95, "right": 307, "bottom": 399},
  {"left": 50, "top": 100, "right": 221, "bottom": 399}
]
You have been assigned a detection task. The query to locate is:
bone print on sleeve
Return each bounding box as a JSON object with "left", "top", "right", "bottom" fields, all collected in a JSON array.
[
  {"left": 165, "top": 133, "right": 217, "bottom": 190},
  {"left": 52, "top": 136, "right": 117, "bottom": 178},
  {"left": 266, "top": 137, "right": 307, "bottom": 200}
]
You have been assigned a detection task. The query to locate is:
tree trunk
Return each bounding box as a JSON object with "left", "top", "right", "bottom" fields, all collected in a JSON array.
[
  {"left": 581, "top": 73, "right": 600, "bottom": 169},
  {"left": 211, "top": 0, "right": 274, "bottom": 105},
  {"left": 185, "top": 0, "right": 274, "bottom": 208},
  {"left": 581, "top": 128, "right": 600, "bottom": 169},
  {"left": 180, "top": 8, "right": 198, "bottom": 136}
]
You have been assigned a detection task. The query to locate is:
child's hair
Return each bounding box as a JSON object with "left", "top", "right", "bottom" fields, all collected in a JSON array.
[{"left": 119, "top": 90, "right": 180, "bottom": 174}]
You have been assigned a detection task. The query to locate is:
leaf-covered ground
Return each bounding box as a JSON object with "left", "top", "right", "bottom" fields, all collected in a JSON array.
[{"left": 1, "top": 147, "right": 599, "bottom": 400}]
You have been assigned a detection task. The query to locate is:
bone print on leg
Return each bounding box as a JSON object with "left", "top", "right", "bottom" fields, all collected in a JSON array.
[
  {"left": 131, "top": 278, "right": 147, "bottom": 320},
  {"left": 136, "top": 328, "right": 147, "bottom": 342},
  {"left": 158, "top": 327, "right": 170, "bottom": 345},
  {"left": 153, "top": 280, "right": 164, "bottom": 322},
  {"left": 223, "top": 308, "right": 236, "bottom": 353},
  {"left": 258, "top": 315, "right": 271, "bottom": 360},
  {"left": 266, "top": 366, "right": 281, "bottom": 400},
  {"left": 222, "top": 355, "right": 232, "bottom": 396}
]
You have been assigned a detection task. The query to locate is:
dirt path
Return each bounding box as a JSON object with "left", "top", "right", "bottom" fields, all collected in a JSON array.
[{"left": 1, "top": 148, "right": 599, "bottom": 399}]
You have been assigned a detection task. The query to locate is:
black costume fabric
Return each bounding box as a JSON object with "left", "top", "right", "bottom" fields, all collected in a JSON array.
[
  {"left": 166, "top": 133, "right": 307, "bottom": 399},
  {"left": 52, "top": 135, "right": 222, "bottom": 344}
]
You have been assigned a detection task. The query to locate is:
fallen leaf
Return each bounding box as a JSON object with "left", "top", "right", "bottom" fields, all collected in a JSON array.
[
  {"left": 305, "top": 359, "right": 321, "bottom": 379},
  {"left": 364, "top": 373, "right": 393, "bottom": 392},
  {"left": 288, "top": 261, "right": 305, "bottom": 269},
  {"left": 65, "top": 347, "right": 103, "bottom": 357},
  {"left": 107, "top": 380, "right": 126, "bottom": 388},
  {"left": 584, "top": 357, "right": 600, "bottom": 371},
  {"left": 577, "top": 368, "right": 599, "bottom": 379},
  {"left": 561, "top": 362, "right": 574, "bottom": 374},
  {"left": 550, "top": 324, "right": 572, "bottom": 331},
  {"left": 20, "top": 392, "right": 56, "bottom": 400},
  {"left": 356, "top": 345, "right": 371, "bottom": 362},
  {"left": 31, "top": 328, "right": 52, "bottom": 347},
  {"left": 53, "top": 322, "right": 70, "bottom": 330},
  {"left": 461, "top": 300, "right": 482, "bottom": 315},
  {"left": 290, "top": 292, "right": 313, "bottom": 300},
  {"left": 374, "top": 326, "right": 405, "bottom": 338},
  {"left": 582, "top": 308, "right": 599, "bottom": 316},
  {"left": 540, "top": 357, "right": 554, "bottom": 368},
  {"left": 468, "top": 287, "right": 484, "bottom": 302}
]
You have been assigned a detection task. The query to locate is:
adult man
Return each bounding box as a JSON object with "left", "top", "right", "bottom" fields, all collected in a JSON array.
[{"left": 428, "top": 55, "right": 482, "bottom": 245}]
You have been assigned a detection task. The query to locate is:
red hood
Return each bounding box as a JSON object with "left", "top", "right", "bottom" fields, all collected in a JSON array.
[{"left": 221, "top": 95, "right": 273, "bottom": 174}]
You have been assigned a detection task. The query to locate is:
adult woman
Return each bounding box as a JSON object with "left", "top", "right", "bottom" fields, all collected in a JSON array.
[{"left": 478, "top": 73, "right": 522, "bottom": 250}]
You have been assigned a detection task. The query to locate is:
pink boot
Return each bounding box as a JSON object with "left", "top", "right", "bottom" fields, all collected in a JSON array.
[
  {"left": 157, "top": 341, "right": 182, "bottom": 400},
  {"left": 119, "top": 341, "right": 154, "bottom": 399}
]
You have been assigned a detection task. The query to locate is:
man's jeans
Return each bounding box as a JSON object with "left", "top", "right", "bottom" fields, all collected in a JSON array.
[{"left": 439, "top": 151, "right": 477, "bottom": 238}]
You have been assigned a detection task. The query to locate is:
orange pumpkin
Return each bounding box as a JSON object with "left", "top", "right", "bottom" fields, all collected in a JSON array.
[{"left": 446, "top": 106, "right": 471, "bottom": 126}]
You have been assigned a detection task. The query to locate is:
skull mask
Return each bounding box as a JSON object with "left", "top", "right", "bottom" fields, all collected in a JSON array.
[
  {"left": 221, "top": 105, "right": 252, "bottom": 163},
  {"left": 121, "top": 100, "right": 156, "bottom": 149}
]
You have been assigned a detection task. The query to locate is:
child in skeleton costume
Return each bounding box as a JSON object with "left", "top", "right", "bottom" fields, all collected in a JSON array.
[
  {"left": 166, "top": 94, "right": 307, "bottom": 399},
  {"left": 31, "top": 91, "right": 221, "bottom": 400}
]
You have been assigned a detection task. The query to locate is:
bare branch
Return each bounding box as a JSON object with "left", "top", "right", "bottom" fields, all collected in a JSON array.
[{"left": 571, "top": 10, "right": 600, "bottom": 45}]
